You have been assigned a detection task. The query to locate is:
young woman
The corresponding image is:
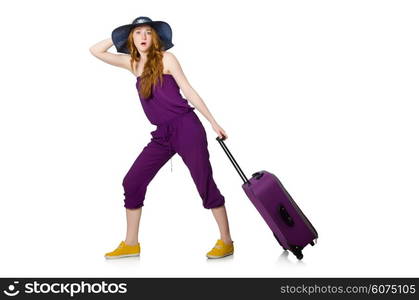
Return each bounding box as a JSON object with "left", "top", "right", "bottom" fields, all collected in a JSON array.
[{"left": 89, "top": 16, "right": 234, "bottom": 259}]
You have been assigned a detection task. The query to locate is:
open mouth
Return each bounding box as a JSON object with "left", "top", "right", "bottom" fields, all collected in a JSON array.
[{"left": 141, "top": 42, "right": 146, "bottom": 46}]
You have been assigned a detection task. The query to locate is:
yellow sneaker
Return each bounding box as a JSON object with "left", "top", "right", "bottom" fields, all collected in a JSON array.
[
  {"left": 206, "top": 239, "right": 234, "bottom": 259},
  {"left": 104, "top": 241, "right": 140, "bottom": 259}
]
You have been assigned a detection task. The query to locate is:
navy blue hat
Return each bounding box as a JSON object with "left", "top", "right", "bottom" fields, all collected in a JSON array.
[{"left": 111, "top": 16, "right": 174, "bottom": 54}]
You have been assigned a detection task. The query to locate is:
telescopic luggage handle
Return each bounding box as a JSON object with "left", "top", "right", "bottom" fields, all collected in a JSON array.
[{"left": 216, "top": 136, "right": 250, "bottom": 185}]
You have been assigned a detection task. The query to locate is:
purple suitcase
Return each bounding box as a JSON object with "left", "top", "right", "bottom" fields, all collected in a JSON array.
[{"left": 216, "top": 136, "right": 318, "bottom": 260}]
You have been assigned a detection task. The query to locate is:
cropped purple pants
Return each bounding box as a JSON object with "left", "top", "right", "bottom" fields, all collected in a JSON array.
[{"left": 122, "top": 110, "right": 225, "bottom": 209}]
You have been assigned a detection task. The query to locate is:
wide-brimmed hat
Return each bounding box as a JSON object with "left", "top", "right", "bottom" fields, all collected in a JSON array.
[{"left": 111, "top": 16, "right": 174, "bottom": 54}]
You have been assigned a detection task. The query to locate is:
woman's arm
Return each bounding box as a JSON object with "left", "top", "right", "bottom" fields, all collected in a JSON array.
[
  {"left": 164, "top": 52, "right": 218, "bottom": 126},
  {"left": 89, "top": 38, "right": 131, "bottom": 71},
  {"left": 165, "top": 52, "right": 228, "bottom": 139}
]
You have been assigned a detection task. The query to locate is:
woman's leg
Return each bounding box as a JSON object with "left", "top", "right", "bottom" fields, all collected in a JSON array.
[
  {"left": 211, "top": 205, "right": 233, "bottom": 244},
  {"left": 125, "top": 207, "right": 142, "bottom": 245},
  {"left": 171, "top": 113, "right": 233, "bottom": 244},
  {"left": 122, "top": 130, "right": 175, "bottom": 245}
]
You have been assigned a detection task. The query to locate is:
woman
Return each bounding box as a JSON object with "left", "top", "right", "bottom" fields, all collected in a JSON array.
[{"left": 89, "top": 16, "right": 234, "bottom": 259}]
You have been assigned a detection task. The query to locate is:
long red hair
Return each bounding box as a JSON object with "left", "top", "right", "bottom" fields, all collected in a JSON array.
[{"left": 126, "top": 26, "right": 165, "bottom": 99}]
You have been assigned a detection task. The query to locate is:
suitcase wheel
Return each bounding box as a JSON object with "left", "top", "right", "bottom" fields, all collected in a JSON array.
[
  {"left": 294, "top": 252, "right": 304, "bottom": 260},
  {"left": 289, "top": 245, "right": 304, "bottom": 260}
]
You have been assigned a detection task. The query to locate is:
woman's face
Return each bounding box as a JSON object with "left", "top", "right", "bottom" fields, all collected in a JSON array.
[{"left": 133, "top": 25, "right": 153, "bottom": 52}]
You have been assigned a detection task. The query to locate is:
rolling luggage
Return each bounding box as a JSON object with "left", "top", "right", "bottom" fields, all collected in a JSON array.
[{"left": 216, "top": 136, "right": 318, "bottom": 260}]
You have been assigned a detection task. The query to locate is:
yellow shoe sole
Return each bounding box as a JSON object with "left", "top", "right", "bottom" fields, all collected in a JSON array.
[
  {"left": 206, "top": 251, "right": 234, "bottom": 259},
  {"left": 105, "top": 253, "right": 140, "bottom": 259}
]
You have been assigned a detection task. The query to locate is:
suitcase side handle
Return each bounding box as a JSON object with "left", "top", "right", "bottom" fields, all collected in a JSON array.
[
  {"left": 216, "top": 136, "right": 250, "bottom": 185},
  {"left": 278, "top": 204, "right": 295, "bottom": 227}
]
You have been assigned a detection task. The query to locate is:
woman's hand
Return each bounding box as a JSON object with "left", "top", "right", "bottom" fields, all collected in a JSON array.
[{"left": 211, "top": 121, "right": 228, "bottom": 140}]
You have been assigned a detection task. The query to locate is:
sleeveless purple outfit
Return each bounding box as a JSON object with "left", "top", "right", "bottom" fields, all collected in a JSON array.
[
  {"left": 138, "top": 74, "right": 195, "bottom": 125},
  {"left": 122, "top": 74, "right": 225, "bottom": 209}
]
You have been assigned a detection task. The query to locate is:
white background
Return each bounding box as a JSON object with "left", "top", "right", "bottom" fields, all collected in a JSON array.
[{"left": 0, "top": 0, "right": 418, "bottom": 277}]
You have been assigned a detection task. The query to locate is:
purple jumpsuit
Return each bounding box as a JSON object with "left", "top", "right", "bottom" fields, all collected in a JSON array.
[{"left": 122, "top": 74, "right": 225, "bottom": 209}]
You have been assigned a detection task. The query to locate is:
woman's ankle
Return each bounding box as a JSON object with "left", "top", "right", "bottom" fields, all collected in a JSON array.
[
  {"left": 221, "top": 237, "right": 233, "bottom": 245},
  {"left": 124, "top": 239, "right": 139, "bottom": 246}
]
